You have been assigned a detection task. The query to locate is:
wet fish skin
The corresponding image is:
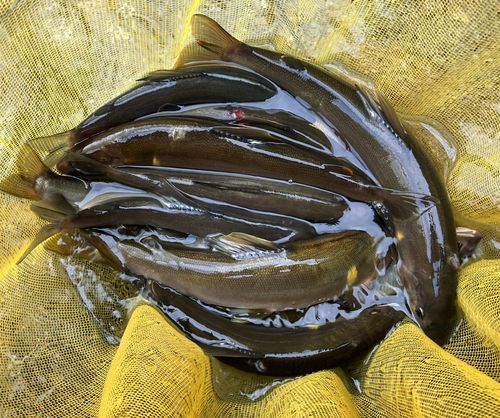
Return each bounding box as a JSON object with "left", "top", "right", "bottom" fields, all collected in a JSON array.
[
  {"left": 184, "top": 15, "right": 458, "bottom": 344},
  {"left": 139, "top": 103, "right": 336, "bottom": 155},
  {"left": 58, "top": 117, "right": 430, "bottom": 220},
  {"left": 124, "top": 167, "right": 349, "bottom": 223},
  {"left": 0, "top": 143, "right": 89, "bottom": 202},
  {"left": 0, "top": 143, "right": 202, "bottom": 215},
  {"left": 79, "top": 229, "right": 391, "bottom": 311},
  {"left": 27, "top": 194, "right": 310, "bottom": 253},
  {"left": 76, "top": 64, "right": 276, "bottom": 142},
  {"left": 29, "top": 64, "right": 277, "bottom": 167},
  {"left": 150, "top": 281, "right": 403, "bottom": 376}
]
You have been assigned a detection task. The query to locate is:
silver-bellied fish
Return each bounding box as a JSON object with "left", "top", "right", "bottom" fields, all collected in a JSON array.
[
  {"left": 56, "top": 116, "right": 435, "bottom": 221},
  {"left": 64, "top": 227, "right": 393, "bottom": 311},
  {"left": 149, "top": 281, "right": 404, "bottom": 376},
  {"left": 122, "top": 167, "right": 350, "bottom": 223},
  {"left": 30, "top": 64, "right": 277, "bottom": 167}
]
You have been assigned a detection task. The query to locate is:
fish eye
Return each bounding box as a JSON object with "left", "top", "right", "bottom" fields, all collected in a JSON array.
[
  {"left": 254, "top": 359, "right": 267, "bottom": 373},
  {"left": 415, "top": 306, "right": 425, "bottom": 319}
]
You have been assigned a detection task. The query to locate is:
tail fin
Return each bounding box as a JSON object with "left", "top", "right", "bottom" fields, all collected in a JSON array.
[
  {"left": 28, "top": 130, "right": 73, "bottom": 169},
  {"left": 17, "top": 194, "right": 76, "bottom": 264},
  {"left": 30, "top": 193, "right": 76, "bottom": 222},
  {"left": 191, "top": 14, "right": 240, "bottom": 55},
  {"left": 77, "top": 230, "right": 125, "bottom": 271},
  {"left": 382, "top": 189, "right": 439, "bottom": 221},
  {"left": 176, "top": 15, "right": 242, "bottom": 67},
  {"left": 44, "top": 230, "right": 111, "bottom": 266},
  {"left": 0, "top": 144, "right": 51, "bottom": 200}
]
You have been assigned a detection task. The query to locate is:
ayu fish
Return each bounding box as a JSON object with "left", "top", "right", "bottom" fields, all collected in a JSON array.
[
  {"left": 149, "top": 281, "right": 403, "bottom": 376},
  {"left": 30, "top": 64, "right": 277, "bottom": 167},
  {"left": 19, "top": 190, "right": 314, "bottom": 264},
  {"left": 0, "top": 144, "right": 204, "bottom": 214},
  {"left": 73, "top": 229, "right": 392, "bottom": 311},
  {"left": 57, "top": 117, "right": 434, "bottom": 220},
  {"left": 124, "top": 167, "right": 349, "bottom": 223},
  {"left": 138, "top": 103, "right": 336, "bottom": 155}
]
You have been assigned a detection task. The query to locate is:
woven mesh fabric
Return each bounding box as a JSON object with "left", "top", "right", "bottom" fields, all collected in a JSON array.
[{"left": 1, "top": 0, "right": 500, "bottom": 416}]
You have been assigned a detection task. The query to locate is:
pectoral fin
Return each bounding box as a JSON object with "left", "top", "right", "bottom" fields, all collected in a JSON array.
[{"left": 207, "top": 232, "right": 282, "bottom": 260}]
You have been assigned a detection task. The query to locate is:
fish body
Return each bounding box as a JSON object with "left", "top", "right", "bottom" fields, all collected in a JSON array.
[
  {"left": 184, "top": 15, "right": 458, "bottom": 344},
  {"left": 124, "top": 167, "right": 349, "bottom": 223},
  {"left": 83, "top": 229, "right": 391, "bottom": 311},
  {"left": 58, "top": 117, "right": 429, "bottom": 220},
  {"left": 28, "top": 193, "right": 313, "bottom": 256},
  {"left": 29, "top": 64, "right": 277, "bottom": 167},
  {"left": 139, "top": 103, "right": 337, "bottom": 155},
  {"left": 150, "top": 282, "right": 403, "bottom": 376},
  {"left": 0, "top": 144, "right": 203, "bottom": 213}
]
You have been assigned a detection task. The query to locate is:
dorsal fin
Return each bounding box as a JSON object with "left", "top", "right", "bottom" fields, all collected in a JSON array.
[{"left": 356, "top": 84, "right": 407, "bottom": 139}]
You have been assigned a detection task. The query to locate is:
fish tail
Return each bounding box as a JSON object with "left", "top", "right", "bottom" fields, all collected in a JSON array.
[
  {"left": 28, "top": 130, "right": 74, "bottom": 169},
  {"left": 176, "top": 15, "right": 242, "bottom": 67},
  {"left": 0, "top": 144, "right": 51, "bottom": 200},
  {"left": 382, "top": 189, "right": 439, "bottom": 221},
  {"left": 44, "top": 230, "right": 119, "bottom": 267},
  {"left": 43, "top": 232, "right": 76, "bottom": 257},
  {"left": 17, "top": 194, "right": 76, "bottom": 264},
  {"left": 192, "top": 14, "right": 240, "bottom": 55},
  {"left": 17, "top": 223, "right": 62, "bottom": 264}
]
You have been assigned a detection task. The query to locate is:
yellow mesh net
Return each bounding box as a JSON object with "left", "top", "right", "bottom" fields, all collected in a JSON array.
[{"left": 1, "top": 0, "right": 500, "bottom": 416}]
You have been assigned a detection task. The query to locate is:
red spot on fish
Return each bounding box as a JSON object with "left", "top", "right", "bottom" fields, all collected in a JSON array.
[{"left": 232, "top": 109, "right": 245, "bottom": 119}]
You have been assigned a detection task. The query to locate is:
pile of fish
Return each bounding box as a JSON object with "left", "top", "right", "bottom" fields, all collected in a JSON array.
[{"left": 2, "top": 15, "right": 481, "bottom": 376}]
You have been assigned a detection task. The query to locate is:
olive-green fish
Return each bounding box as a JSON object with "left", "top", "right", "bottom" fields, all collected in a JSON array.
[
  {"left": 124, "top": 167, "right": 349, "bottom": 223},
  {"left": 182, "top": 14, "right": 459, "bottom": 344},
  {"left": 139, "top": 103, "right": 336, "bottom": 155},
  {"left": 0, "top": 143, "right": 204, "bottom": 214},
  {"left": 78, "top": 229, "right": 392, "bottom": 311},
  {"left": 149, "top": 281, "right": 404, "bottom": 376},
  {"left": 29, "top": 64, "right": 277, "bottom": 167},
  {"left": 19, "top": 190, "right": 314, "bottom": 264},
  {"left": 57, "top": 117, "right": 434, "bottom": 220}
]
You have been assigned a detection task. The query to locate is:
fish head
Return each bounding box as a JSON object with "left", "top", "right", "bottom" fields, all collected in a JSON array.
[{"left": 399, "top": 261, "right": 458, "bottom": 346}]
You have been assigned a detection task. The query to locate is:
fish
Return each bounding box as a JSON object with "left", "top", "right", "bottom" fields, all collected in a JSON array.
[
  {"left": 0, "top": 143, "right": 205, "bottom": 213},
  {"left": 70, "top": 228, "right": 392, "bottom": 311},
  {"left": 29, "top": 64, "right": 277, "bottom": 167},
  {"left": 0, "top": 143, "right": 89, "bottom": 202},
  {"left": 19, "top": 189, "right": 316, "bottom": 263},
  {"left": 138, "top": 103, "right": 337, "bottom": 156},
  {"left": 57, "top": 116, "right": 435, "bottom": 221},
  {"left": 122, "top": 167, "right": 350, "bottom": 223},
  {"left": 149, "top": 281, "right": 404, "bottom": 376},
  {"left": 182, "top": 14, "right": 459, "bottom": 344}
]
